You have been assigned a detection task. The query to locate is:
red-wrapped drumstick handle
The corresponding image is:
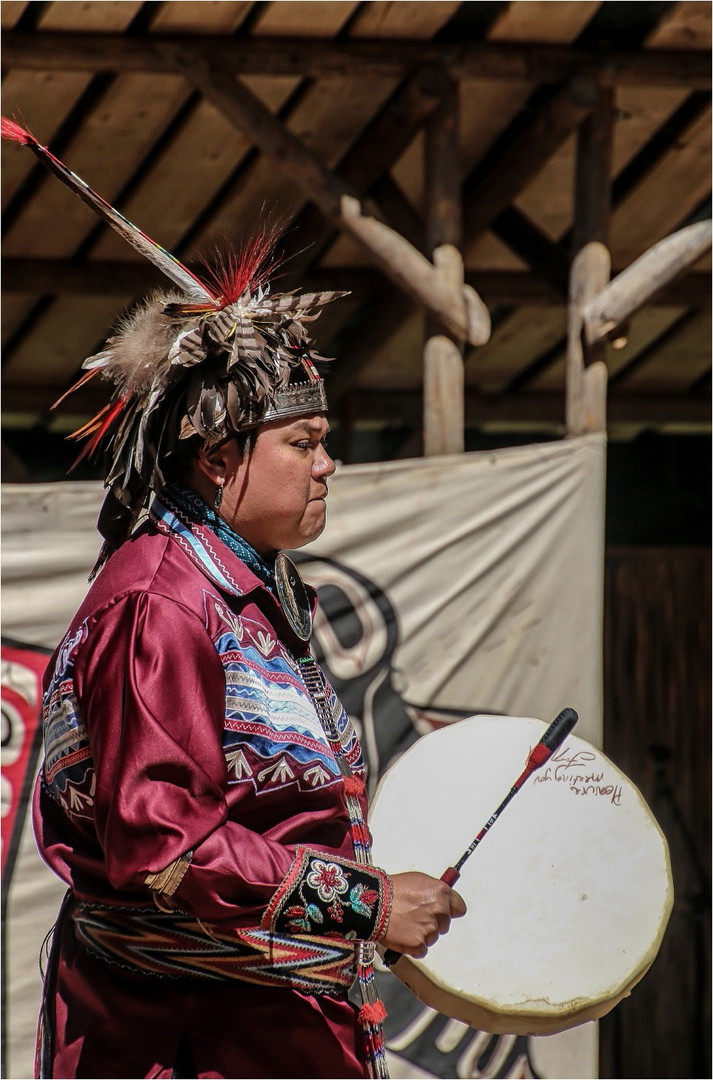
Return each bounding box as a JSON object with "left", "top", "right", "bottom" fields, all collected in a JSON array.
[{"left": 383, "top": 708, "right": 578, "bottom": 967}]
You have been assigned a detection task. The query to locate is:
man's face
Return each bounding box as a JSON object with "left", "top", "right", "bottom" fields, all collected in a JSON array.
[{"left": 220, "top": 413, "right": 335, "bottom": 555}]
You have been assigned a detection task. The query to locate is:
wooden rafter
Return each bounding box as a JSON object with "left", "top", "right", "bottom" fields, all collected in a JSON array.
[
  {"left": 3, "top": 32, "right": 710, "bottom": 87},
  {"left": 464, "top": 77, "right": 599, "bottom": 242},
  {"left": 0, "top": 8, "right": 708, "bottom": 440},
  {"left": 3, "top": 260, "right": 710, "bottom": 308},
  {"left": 160, "top": 46, "right": 490, "bottom": 346},
  {"left": 321, "top": 75, "right": 608, "bottom": 397},
  {"left": 5, "top": 379, "right": 706, "bottom": 428}
]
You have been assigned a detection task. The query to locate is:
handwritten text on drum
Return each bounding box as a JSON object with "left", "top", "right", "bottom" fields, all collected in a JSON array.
[{"left": 531, "top": 744, "right": 623, "bottom": 804}]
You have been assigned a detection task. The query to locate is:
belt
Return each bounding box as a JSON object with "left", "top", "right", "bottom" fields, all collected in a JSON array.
[{"left": 71, "top": 900, "right": 358, "bottom": 996}]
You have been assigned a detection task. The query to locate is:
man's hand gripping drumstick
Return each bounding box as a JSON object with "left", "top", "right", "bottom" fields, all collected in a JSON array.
[
  {"left": 381, "top": 707, "right": 579, "bottom": 966},
  {"left": 380, "top": 871, "right": 467, "bottom": 959}
]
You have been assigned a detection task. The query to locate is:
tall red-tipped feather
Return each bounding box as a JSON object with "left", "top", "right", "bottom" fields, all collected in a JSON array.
[{"left": 2, "top": 114, "right": 215, "bottom": 303}]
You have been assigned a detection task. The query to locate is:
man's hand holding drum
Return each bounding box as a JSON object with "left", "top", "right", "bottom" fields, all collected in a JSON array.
[{"left": 380, "top": 872, "right": 467, "bottom": 958}]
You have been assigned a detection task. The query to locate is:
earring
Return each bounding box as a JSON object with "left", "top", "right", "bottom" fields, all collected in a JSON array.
[{"left": 214, "top": 483, "right": 224, "bottom": 512}]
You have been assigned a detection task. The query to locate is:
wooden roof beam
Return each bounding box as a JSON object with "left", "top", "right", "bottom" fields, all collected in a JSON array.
[
  {"left": 163, "top": 46, "right": 490, "bottom": 346},
  {"left": 341, "top": 389, "right": 711, "bottom": 426},
  {"left": 423, "top": 76, "right": 465, "bottom": 456},
  {"left": 3, "top": 260, "right": 709, "bottom": 308},
  {"left": 320, "top": 78, "right": 607, "bottom": 400},
  {"left": 491, "top": 208, "right": 571, "bottom": 297},
  {"left": 3, "top": 33, "right": 709, "bottom": 88},
  {"left": 2, "top": 384, "right": 708, "bottom": 428}
]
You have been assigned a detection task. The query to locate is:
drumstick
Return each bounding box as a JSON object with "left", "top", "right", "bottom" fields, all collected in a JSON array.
[{"left": 383, "top": 707, "right": 578, "bottom": 967}]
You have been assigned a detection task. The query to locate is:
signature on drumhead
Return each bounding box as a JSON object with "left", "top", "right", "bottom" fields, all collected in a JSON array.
[{"left": 532, "top": 746, "right": 624, "bottom": 804}]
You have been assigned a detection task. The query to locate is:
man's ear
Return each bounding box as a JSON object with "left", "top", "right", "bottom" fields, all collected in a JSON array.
[{"left": 194, "top": 440, "right": 231, "bottom": 486}]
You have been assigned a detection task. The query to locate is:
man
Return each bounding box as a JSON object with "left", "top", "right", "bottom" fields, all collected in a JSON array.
[{"left": 7, "top": 119, "right": 466, "bottom": 1079}]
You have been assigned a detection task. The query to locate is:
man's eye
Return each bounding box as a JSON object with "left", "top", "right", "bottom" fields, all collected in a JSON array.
[{"left": 294, "top": 434, "right": 329, "bottom": 450}]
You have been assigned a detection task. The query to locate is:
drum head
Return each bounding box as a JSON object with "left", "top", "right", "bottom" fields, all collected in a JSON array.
[{"left": 369, "top": 715, "right": 673, "bottom": 1035}]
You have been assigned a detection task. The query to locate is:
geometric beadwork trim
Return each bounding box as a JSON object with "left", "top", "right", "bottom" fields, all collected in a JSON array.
[
  {"left": 71, "top": 901, "right": 357, "bottom": 995},
  {"left": 262, "top": 846, "right": 392, "bottom": 943}
]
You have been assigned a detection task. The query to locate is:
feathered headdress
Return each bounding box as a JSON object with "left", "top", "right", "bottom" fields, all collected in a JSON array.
[{"left": 2, "top": 117, "right": 346, "bottom": 569}]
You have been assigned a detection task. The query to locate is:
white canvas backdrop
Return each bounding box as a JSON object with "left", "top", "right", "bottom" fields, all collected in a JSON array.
[{"left": 2, "top": 433, "right": 605, "bottom": 1080}]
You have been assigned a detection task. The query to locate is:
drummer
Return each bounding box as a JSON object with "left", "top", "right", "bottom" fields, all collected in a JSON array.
[{"left": 32, "top": 217, "right": 467, "bottom": 1078}]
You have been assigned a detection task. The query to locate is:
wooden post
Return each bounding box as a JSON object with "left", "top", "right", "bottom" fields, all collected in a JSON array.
[
  {"left": 566, "top": 82, "right": 613, "bottom": 436},
  {"left": 423, "top": 79, "right": 465, "bottom": 456}
]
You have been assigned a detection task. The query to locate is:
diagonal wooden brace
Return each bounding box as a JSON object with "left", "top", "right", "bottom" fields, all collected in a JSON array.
[{"left": 161, "top": 44, "right": 490, "bottom": 347}]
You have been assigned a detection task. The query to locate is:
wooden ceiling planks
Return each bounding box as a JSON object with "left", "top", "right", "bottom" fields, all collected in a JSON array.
[
  {"left": 0, "top": 2, "right": 28, "bottom": 28},
  {"left": 434, "top": 3, "right": 607, "bottom": 402},
  {"left": 196, "top": 1, "right": 460, "bottom": 269},
  {"left": 645, "top": 0, "right": 712, "bottom": 51},
  {"left": 1, "top": 2, "right": 144, "bottom": 213},
  {"left": 90, "top": 3, "right": 267, "bottom": 263},
  {"left": 392, "top": 1, "right": 600, "bottom": 220},
  {"left": 530, "top": 305, "right": 688, "bottom": 393},
  {"left": 173, "top": 5, "right": 365, "bottom": 258},
  {"left": 610, "top": 104, "right": 712, "bottom": 266},
  {"left": 607, "top": 306, "right": 695, "bottom": 380},
  {"left": 465, "top": 307, "right": 569, "bottom": 392},
  {"left": 483, "top": 3, "right": 712, "bottom": 412},
  {"left": 0, "top": 0, "right": 710, "bottom": 449},
  {"left": 614, "top": 308, "right": 712, "bottom": 393},
  {"left": 0, "top": 68, "right": 94, "bottom": 212},
  {"left": 224, "top": 1, "right": 469, "bottom": 379},
  {"left": 513, "top": 81, "right": 695, "bottom": 247},
  {"left": 1, "top": 1, "right": 148, "bottom": 388},
  {"left": 3, "top": 3, "right": 258, "bottom": 392}
]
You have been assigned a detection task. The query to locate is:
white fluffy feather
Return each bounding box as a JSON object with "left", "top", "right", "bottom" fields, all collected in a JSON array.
[{"left": 87, "top": 292, "right": 183, "bottom": 397}]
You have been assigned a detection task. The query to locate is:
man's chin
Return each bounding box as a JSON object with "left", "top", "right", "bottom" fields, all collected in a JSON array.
[{"left": 293, "top": 505, "right": 327, "bottom": 549}]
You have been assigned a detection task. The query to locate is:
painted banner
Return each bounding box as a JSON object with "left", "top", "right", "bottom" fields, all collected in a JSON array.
[{"left": 1, "top": 433, "right": 605, "bottom": 1079}]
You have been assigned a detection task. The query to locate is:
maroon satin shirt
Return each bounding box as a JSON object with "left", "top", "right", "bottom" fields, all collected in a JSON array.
[{"left": 33, "top": 502, "right": 390, "bottom": 1078}]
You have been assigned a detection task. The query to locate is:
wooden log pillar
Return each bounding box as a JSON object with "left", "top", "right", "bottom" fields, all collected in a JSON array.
[
  {"left": 566, "top": 83, "right": 614, "bottom": 436},
  {"left": 424, "top": 78, "right": 465, "bottom": 456}
]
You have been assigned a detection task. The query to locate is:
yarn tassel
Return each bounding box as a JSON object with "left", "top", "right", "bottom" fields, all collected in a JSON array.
[
  {"left": 359, "top": 1000, "right": 388, "bottom": 1026},
  {"left": 357, "top": 945, "right": 390, "bottom": 1079},
  {"left": 343, "top": 774, "right": 366, "bottom": 798}
]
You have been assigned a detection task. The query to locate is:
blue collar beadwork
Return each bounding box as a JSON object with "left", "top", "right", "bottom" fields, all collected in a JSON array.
[{"left": 165, "top": 484, "right": 276, "bottom": 592}]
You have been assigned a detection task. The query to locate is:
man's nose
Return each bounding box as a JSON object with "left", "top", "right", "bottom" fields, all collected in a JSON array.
[{"left": 314, "top": 445, "right": 336, "bottom": 478}]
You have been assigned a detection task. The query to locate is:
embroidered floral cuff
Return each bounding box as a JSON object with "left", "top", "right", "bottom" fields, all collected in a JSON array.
[{"left": 262, "top": 847, "right": 392, "bottom": 943}]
